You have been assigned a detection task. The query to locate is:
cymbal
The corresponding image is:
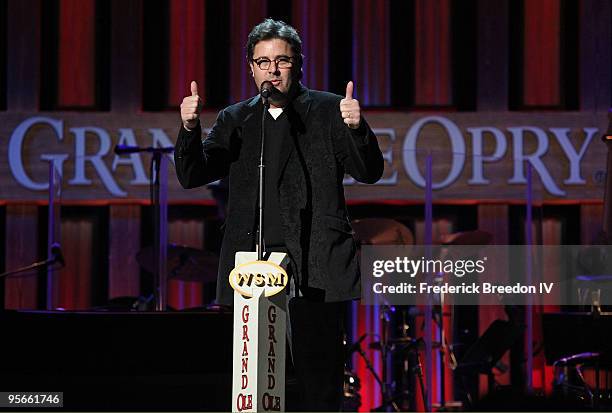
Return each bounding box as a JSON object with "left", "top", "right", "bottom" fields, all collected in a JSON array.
[
  {"left": 576, "top": 274, "right": 612, "bottom": 283},
  {"left": 438, "top": 230, "right": 492, "bottom": 246},
  {"left": 136, "top": 244, "right": 218, "bottom": 282},
  {"left": 351, "top": 218, "right": 414, "bottom": 246}
]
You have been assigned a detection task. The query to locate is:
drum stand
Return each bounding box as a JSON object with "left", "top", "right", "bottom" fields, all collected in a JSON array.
[{"left": 367, "top": 306, "right": 429, "bottom": 412}]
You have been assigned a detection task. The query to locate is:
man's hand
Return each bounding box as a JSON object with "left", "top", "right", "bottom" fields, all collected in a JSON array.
[
  {"left": 181, "top": 80, "right": 202, "bottom": 130},
  {"left": 339, "top": 81, "right": 361, "bottom": 130}
]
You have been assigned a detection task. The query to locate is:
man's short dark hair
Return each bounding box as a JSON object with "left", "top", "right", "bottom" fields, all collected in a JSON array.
[{"left": 246, "top": 18, "right": 303, "bottom": 80}]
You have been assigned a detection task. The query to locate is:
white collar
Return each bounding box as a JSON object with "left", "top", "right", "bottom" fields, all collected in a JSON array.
[{"left": 268, "top": 107, "right": 284, "bottom": 120}]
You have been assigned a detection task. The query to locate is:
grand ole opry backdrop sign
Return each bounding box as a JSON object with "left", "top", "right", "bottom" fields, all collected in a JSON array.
[{"left": 0, "top": 111, "right": 609, "bottom": 203}]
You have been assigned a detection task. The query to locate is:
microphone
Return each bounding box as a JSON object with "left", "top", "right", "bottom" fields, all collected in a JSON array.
[
  {"left": 260, "top": 81, "right": 288, "bottom": 108},
  {"left": 114, "top": 145, "right": 141, "bottom": 155},
  {"left": 50, "top": 243, "right": 65, "bottom": 267},
  {"left": 260, "top": 81, "right": 274, "bottom": 99}
]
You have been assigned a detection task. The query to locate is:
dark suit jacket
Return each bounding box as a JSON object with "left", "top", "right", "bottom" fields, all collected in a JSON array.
[{"left": 174, "top": 83, "right": 383, "bottom": 304}]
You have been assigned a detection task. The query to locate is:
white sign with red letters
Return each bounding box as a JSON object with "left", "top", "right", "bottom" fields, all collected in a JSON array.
[{"left": 231, "top": 252, "right": 289, "bottom": 412}]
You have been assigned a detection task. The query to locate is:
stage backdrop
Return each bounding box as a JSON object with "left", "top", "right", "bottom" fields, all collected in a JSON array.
[{"left": 0, "top": 111, "right": 608, "bottom": 204}]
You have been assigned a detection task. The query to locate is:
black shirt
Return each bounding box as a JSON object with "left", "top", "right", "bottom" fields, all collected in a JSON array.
[{"left": 262, "top": 108, "right": 289, "bottom": 248}]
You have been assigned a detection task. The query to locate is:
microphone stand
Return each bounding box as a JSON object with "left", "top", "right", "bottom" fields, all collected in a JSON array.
[
  {"left": 600, "top": 108, "right": 612, "bottom": 240},
  {"left": 257, "top": 93, "right": 270, "bottom": 260},
  {"left": 0, "top": 255, "right": 63, "bottom": 279},
  {"left": 114, "top": 144, "right": 173, "bottom": 311},
  {"left": 437, "top": 277, "right": 447, "bottom": 411},
  {"left": 354, "top": 339, "right": 400, "bottom": 412}
]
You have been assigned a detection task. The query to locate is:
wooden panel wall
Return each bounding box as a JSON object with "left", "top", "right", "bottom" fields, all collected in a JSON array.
[
  {"left": 352, "top": 0, "right": 390, "bottom": 105},
  {"left": 110, "top": 0, "right": 142, "bottom": 111},
  {"left": 168, "top": 0, "right": 206, "bottom": 107},
  {"left": 414, "top": 0, "right": 452, "bottom": 106},
  {"left": 57, "top": 0, "right": 96, "bottom": 108},
  {"left": 229, "top": 0, "right": 267, "bottom": 102},
  {"left": 522, "top": 0, "right": 561, "bottom": 107},
  {"left": 292, "top": 0, "right": 329, "bottom": 91},
  {"left": 581, "top": 204, "right": 604, "bottom": 244},
  {"left": 531, "top": 218, "right": 563, "bottom": 394},
  {"left": 477, "top": 205, "right": 511, "bottom": 393},
  {"left": 579, "top": 0, "right": 612, "bottom": 111},
  {"left": 4, "top": 205, "right": 39, "bottom": 309},
  {"left": 477, "top": 0, "right": 508, "bottom": 110},
  {"left": 108, "top": 205, "right": 140, "bottom": 298},
  {"left": 53, "top": 218, "right": 94, "bottom": 310},
  {"left": 168, "top": 218, "right": 205, "bottom": 310},
  {"left": 2, "top": 0, "right": 606, "bottom": 111},
  {"left": 6, "top": 0, "right": 40, "bottom": 111}
]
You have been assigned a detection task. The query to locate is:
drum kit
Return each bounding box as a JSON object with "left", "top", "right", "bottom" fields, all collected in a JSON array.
[
  {"left": 348, "top": 219, "right": 612, "bottom": 411},
  {"left": 136, "top": 244, "right": 218, "bottom": 283},
  {"left": 344, "top": 218, "right": 492, "bottom": 411},
  {"left": 97, "top": 244, "right": 221, "bottom": 312}
]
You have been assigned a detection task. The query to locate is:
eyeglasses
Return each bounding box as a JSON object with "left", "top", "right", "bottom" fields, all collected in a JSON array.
[{"left": 251, "top": 56, "right": 294, "bottom": 70}]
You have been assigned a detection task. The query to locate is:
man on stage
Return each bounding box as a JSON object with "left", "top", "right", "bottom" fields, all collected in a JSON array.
[{"left": 175, "top": 18, "right": 383, "bottom": 410}]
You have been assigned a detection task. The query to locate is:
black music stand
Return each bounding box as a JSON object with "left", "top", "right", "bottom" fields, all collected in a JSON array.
[{"left": 455, "top": 319, "right": 522, "bottom": 395}]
